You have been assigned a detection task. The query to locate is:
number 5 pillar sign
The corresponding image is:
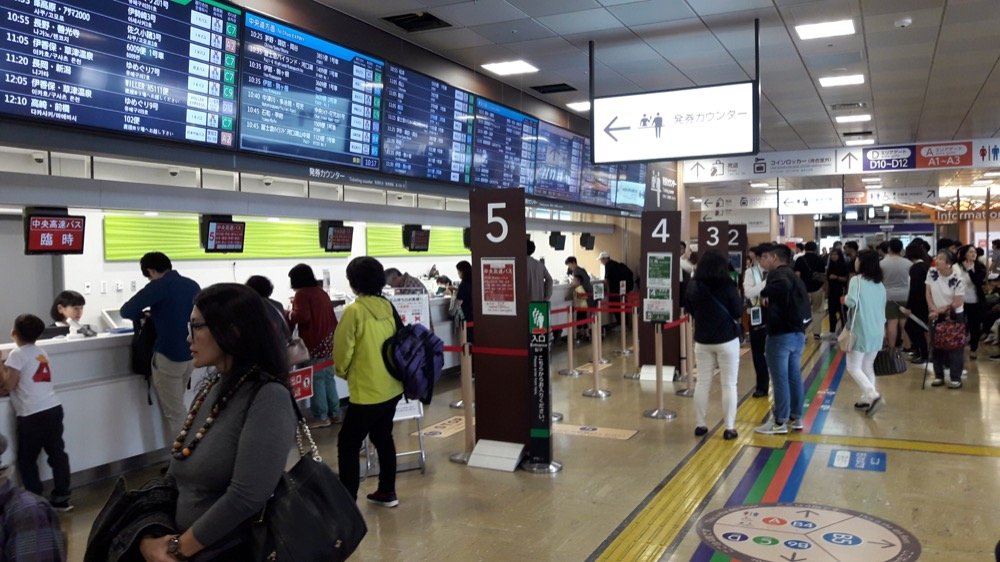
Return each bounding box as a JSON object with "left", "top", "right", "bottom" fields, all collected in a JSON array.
[
  {"left": 639, "top": 211, "right": 682, "bottom": 370},
  {"left": 470, "top": 188, "right": 531, "bottom": 448}
]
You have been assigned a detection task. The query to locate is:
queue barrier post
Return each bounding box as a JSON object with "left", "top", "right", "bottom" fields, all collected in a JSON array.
[
  {"left": 675, "top": 309, "right": 695, "bottom": 398},
  {"left": 449, "top": 321, "right": 476, "bottom": 465},
  {"left": 617, "top": 291, "right": 633, "bottom": 357},
  {"left": 558, "top": 304, "right": 582, "bottom": 378},
  {"left": 597, "top": 307, "right": 610, "bottom": 365},
  {"left": 629, "top": 298, "right": 642, "bottom": 377},
  {"left": 643, "top": 322, "right": 676, "bottom": 420},
  {"left": 582, "top": 314, "right": 611, "bottom": 399}
]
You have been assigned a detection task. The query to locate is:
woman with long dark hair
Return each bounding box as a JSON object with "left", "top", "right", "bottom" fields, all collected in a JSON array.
[
  {"left": 843, "top": 250, "right": 887, "bottom": 416},
  {"left": 825, "top": 248, "right": 850, "bottom": 333},
  {"left": 901, "top": 241, "right": 931, "bottom": 364},
  {"left": 139, "top": 283, "right": 296, "bottom": 560},
  {"left": 956, "top": 244, "right": 987, "bottom": 359},
  {"left": 685, "top": 251, "right": 743, "bottom": 440}
]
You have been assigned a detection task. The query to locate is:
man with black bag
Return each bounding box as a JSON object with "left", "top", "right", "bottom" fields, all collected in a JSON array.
[{"left": 794, "top": 242, "right": 826, "bottom": 340}]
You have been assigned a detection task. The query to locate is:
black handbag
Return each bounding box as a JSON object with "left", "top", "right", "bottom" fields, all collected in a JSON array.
[
  {"left": 251, "top": 393, "right": 368, "bottom": 561},
  {"left": 873, "top": 348, "right": 907, "bottom": 375}
]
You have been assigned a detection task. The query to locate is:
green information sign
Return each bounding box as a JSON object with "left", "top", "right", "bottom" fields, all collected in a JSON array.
[{"left": 644, "top": 252, "right": 674, "bottom": 323}]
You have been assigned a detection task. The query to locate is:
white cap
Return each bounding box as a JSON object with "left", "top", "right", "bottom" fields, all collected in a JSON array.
[
  {"left": 598, "top": 251, "right": 610, "bottom": 259},
  {"left": 989, "top": 272, "right": 999, "bottom": 281}
]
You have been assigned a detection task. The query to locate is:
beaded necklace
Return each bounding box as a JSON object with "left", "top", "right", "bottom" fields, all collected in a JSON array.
[{"left": 171, "top": 367, "right": 255, "bottom": 461}]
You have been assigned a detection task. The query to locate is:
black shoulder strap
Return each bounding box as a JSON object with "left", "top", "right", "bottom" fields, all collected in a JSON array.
[{"left": 378, "top": 295, "right": 405, "bottom": 330}]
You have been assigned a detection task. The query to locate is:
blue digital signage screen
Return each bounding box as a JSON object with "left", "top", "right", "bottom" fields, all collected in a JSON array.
[
  {"left": 579, "top": 140, "right": 618, "bottom": 207},
  {"left": 614, "top": 163, "right": 646, "bottom": 210},
  {"left": 381, "top": 64, "right": 475, "bottom": 184},
  {"left": 239, "top": 12, "right": 383, "bottom": 170},
  {"left": 533, "top": 121, "right": 584, "bottom": 201},
  {"left": 0, "top": 0, "right": 243, "bottom": 148},
  {"left": 472, "top": 98, "right": 537, "bottom": 189}
]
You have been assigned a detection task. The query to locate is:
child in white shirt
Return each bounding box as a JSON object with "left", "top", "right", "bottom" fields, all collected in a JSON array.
[{"left": 1, "top": 314, "right": 72, "bottom": 511}]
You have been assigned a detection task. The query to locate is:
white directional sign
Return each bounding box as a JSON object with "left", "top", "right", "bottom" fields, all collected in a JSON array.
[
  {"left": 863, "top": 187, "right": 939, "bottom": 205},
  {"left": 700, "top": 208, "right": 772, "bottom": 233},
  {"left": 699, "top": 193, "right": 777, "bottom": 211},
  {"left": 778, "top": 188, "right": 843, "bottom": 215},
  {"left": 592, "top": 81, "right": 756, "bottom": 164}
]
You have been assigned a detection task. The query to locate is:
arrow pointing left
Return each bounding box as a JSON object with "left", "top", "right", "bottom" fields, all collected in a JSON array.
[{"left": 604, "top": 116, "right": 631, "bottom": 142}]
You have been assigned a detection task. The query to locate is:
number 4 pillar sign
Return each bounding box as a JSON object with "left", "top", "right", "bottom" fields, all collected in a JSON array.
[
  {"left": 470, "top": 188, "right": 531, "bottom": 447},
  {"left": 639, "top": 211, "right": 682, "bottom": 368}
]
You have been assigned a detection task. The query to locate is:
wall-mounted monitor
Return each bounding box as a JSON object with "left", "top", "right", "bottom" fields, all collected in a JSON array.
[
  {"left": 533, "top": 122, "right": 584, "bottom": 201},
  {"left": 381, "top": 63, "right": 475, "bottom": 184},
  {"left": 239, "top": 11, "right": 383, "bottom": 170},
  {"left": 0, "top": 0, "right": 244, "bottom": 149},
  {"left": 579, "top": 139, "right": 617, "bottom": 207},
  {"left": 320, "top": 221, "right": 353, "bottom": 252},
  {"left": 407, "top": 228, "right": 430, "bottom": 252},
  {"left": 549, "top": 231, "right": 566, "bottom": 251},
  {"left": 200, "top": 215, "right": 245, "bottom": 253},
  {"left": 23, "top": 210, "right": 86, "bottom": 255},
  {"left": 592, "top": 80, "right": 758, "bottom": 164},
  {"left": 472, "top": 98, "right": 538, "bottom": 190},
  {"left": 614, "top": 163, "right": 647, "bottom": 210},
  {"left": 580, "top": 233, "right": 595, "bottom": 251}
]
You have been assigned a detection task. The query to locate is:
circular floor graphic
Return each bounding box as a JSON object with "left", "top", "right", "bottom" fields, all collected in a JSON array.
[{"left": 697, "top": 503, "right": 921, "bottom": 562}]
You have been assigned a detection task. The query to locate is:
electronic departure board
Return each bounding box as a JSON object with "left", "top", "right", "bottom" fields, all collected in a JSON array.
[
  {"left": 579, "top": 139, "right": 618, "bottom": 207},
  {"left": 472, "top": 98, "right": 537, "bottom": 190},
  {"left": 0, "top": 0, "right": 243, "bottom": 147},
  {"left": 240, "top": 12, "right": 383, "bottom": 170},
  {"left": 534, "top": 122, "right": 584, "bottom": 201},
  {"left": 614, "top": 163, "right": 647, "bottom": 209},
  {"left": 382, "top": 64, "right": 475, "bottom": 183}
]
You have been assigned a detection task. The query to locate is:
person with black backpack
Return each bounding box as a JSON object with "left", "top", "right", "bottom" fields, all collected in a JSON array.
[
  {"left": 756, "top": 244, "right": 811, "bottom": 435},
  {"left": 334, "top": 257, "right": 404, "bottom": 508}
]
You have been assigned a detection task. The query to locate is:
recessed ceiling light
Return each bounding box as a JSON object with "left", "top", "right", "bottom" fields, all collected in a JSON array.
[
  {"left": 764, "top": 189, "right": 778, "bottom": 193},
  {"left": 845, "top": 139, "right": 875, "bottom": 146},
  {"left": 143, "top": 211, "right": 159, "bottom": 217},
  {"left": 861, "top": 176, "right": 881, "bottom": 183},
  {"left": 691, "top": 198, "right": 703, "bottom": 203},
  {"left": 835, "top": 113, "right": 872, "bottom": 123},
  {"left": 566, "top": 101, "right": 591, "bottom": 112},
  {"left": 819, "top": 74, "right": 865, "bottom": 87},
  {"left": 865, "top": 184, "right": 883, "bottom": 190},
  {"left": 750, "top": 182, "right": 769, "bottom": 188},
  {"left": 482, "top": 60, "right": 539, "bottom": 76},
  {"left": 983, "top": 171, "right": 1000, "bottom": 177},
  {"left": 795, "top": 19, "right": 856, "bottom": 40}
]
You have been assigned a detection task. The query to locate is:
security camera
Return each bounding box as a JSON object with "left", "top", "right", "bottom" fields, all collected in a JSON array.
[
  {"left": 31, "top": 152, "right": 45, "bottom": 164},
  {"left": 263, "top": 176, "right": 273, "bottom": 187},
  {"left": 168, "top": 167, "right": 180, "bottom": 177},
  {"left": 395, "top": 194, "right": 404, "bottom": 201},
  {"left": 894, "top": 17, "right": 912, "bottom": 28}
]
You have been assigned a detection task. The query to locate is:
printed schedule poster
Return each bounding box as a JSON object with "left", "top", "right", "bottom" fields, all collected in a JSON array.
[
  {"left": 481, "top": 258, "right": 516, "bottom": 316},
  {"left": 239, "top": 11, "right": 383, "bottom": 170},
  {"left": 0, "top": 0, "right": 243, "bottom": 147},
  {"left": 645, "top": 252, "right": 673, "bottom": 322}
]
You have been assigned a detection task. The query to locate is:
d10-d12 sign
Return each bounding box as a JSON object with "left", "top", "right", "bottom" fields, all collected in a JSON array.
[{"left": 698, "top": 503, "right": 920, "bottom": 562}]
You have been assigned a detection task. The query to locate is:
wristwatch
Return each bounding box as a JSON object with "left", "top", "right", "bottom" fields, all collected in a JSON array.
[{"left": 167, "top": 535, "right": 189, "bottom": 561}]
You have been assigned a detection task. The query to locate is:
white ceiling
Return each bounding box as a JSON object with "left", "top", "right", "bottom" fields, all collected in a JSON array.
[{"left": 313, "top": 0, "right": 1000, "bottom": 197}]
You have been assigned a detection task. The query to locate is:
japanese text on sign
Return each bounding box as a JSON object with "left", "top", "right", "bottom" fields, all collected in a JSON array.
[{"left": 481, "top": 258, "right": 516, "bottom": 316}]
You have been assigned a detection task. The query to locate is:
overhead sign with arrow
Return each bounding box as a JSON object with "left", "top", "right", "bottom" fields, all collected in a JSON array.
[
  {"left": 778, "top": 188, "right": 844, "bottom": 215},
  {"left": 592, "top": 81, "right": 757, "bottom": 164}
]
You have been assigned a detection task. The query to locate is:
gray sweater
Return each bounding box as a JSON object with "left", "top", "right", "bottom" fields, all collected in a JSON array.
[{"left": 167, "top": 379, "right": 297, "bottom": 547}]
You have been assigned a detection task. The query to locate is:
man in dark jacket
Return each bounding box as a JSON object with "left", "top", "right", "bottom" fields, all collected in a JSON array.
[
  {"left": 599, "top": 251, "right": 634, "bottom": 328},
  {"left": 793, "top": 241, "right": 826, "bottom": 339},
  {"left": 756, "top": 244, "right": 808, "bottom": 435},
  {"left": 121, "top": 252, "right": 200, "bottom": 439}
]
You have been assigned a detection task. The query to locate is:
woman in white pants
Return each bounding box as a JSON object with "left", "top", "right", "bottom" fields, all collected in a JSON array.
[
  {"left": 844, "top": 249, "right": 887, "bottom": 416},
  {"left": 684, "top": 251, "right": 744, "bottom": 440}
]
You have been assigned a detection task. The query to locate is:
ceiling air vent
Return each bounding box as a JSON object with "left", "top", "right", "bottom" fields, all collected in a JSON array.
[
  {"left": 531, "top": 83, "right": 577, "bottom": 94},
  {"left": 842, "top": 130, "right": 873, "bottom": 137},
  {"left": 830, "top": 102, "right": 868, "bottom": 111},
  {"left": 383, "top": 12, "right": 451, "bottom": 33}
]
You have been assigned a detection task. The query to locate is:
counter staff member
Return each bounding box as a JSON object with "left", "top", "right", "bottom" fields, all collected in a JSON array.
[
  {"left": 50, "top": 290, "right": 86, "bottom": 332},
  {"left": 121, "top": 252, "right": 201, "bottom": 438},
  {"left": 385, "top": 268, "right": 428, "bottom": 294}
]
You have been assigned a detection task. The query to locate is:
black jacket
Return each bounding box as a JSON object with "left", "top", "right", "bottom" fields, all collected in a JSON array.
[
  {"left": 761, "top": 265, "right": 807, "bottom": 335},
  {"left": 794, "top": 253, "right": 826, "bottom": 293},
  {"left": 604, "top": 259, "right": 635, "bottom": 294},
  {"left": 685, "top": 278, "right": 743, "bottom": 344}
]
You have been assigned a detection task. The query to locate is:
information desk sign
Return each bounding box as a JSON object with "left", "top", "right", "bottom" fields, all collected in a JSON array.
[
  {"left": 698, "top": 221, "right": 729, "bottom": 256},
  {"left": 289, "top": 365, "right": 313, "bottom": 401},
  {"left": 639, "top": 211, "right": 682, "bottom": 367},
  {"left": 526, "top": 302, "right": 552, "bottom": 466},
  {"left": 470, "top": 188, "right": 529, "bottom": 447},
  {"left": 0, "top": 0, "right": 243, "bottom": 148}
]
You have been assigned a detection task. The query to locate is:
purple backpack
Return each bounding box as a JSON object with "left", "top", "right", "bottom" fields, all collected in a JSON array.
[{"left": 381, "top": 303, "right": 444, "bottom": 404}]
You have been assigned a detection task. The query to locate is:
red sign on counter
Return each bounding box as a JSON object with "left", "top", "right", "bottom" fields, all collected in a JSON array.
[
  {"left": 25, "top": 215, "right": 86, "bottom": 254},
  {"left": 289, "top": 366, "right": 314, "bottom": 401}
]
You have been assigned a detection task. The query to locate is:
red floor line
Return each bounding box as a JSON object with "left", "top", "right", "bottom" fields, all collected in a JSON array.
[{"left": 761, "top": 441, "right": 803, "bottom": 502}]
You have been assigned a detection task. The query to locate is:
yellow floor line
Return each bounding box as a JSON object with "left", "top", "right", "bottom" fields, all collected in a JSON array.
[
  {"left": 596, "top": 340, "right": 824, "bottom": 561},
  {"left": 788, "top": 432, "right": 1000, "bottom": 458}
]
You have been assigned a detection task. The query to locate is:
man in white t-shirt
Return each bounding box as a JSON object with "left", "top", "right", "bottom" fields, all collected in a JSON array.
[{"left": 1, "top": 314, "right": 73, "bottom": 511}]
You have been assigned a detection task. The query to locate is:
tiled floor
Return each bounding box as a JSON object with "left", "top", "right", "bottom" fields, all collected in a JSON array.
[{"left": 58, "top": 333, "right": 1000, "bottom": 561}]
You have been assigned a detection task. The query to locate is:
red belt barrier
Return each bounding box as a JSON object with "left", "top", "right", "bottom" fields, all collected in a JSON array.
[
  {"left": 313, "top": 359, "right": 334, "bottom": 371},
  {"left": 550, "top": 306, "right": 571, "bottom": 314},
  {"left": 550, "top": 318, "right": 593, "bottom": 331},
  {"left": 472, "top": 346, "right": 529, "bottom": 357},
  {"left": 660, "top": 316, "right": 690, "bottom": 330},
  {"left": 442, "top": 345, "right": 464, "bottom": 354},
  {"left": 465, "top": 321, "right": 474, "bottom": 328},
  {"left": 576, "top": 305, "right": 638, "bottom": 314}
]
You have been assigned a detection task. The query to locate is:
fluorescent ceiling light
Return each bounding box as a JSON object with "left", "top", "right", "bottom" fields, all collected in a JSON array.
[
  {"left": 861, "top": 176, "right": 881, "bottom": 183},
  {"left": 764, "top": 189, "right": 778, "bottom": 194},
  {"left": 566, "top": 101, "right": 591, "bottom": 112},
  {"left": 143, "top": 211, "right": 159, "bottom": 217},
  {"left": 795, "top": 19, "right": 855, "bottom": 40},
  {"left": 750, "top": 182, "right": 769, "bottom": 188},
  {"left": 267, "top": 217, "right": 280, "bottom": 222},
  {"left": 482, "top": 60, "right": 539, "bottom": 76},
  {"left": 983, "top": 171, "right": 1000, "bottom": 177},
  {"left": 865, "top": 184, "right": 883, "bottom": 189},
  {"left": 846, "top": 138, "right": 875, "bottom": 146},
  {"left": 972, "top": 179, "right": 993, "bottom": 186},
  {"left": 691, "top": 198, "right": 703, "bottom": 203},
  {"left": 819, "top": 74, "right": 865, "bottom": 87},
  {"left": 835, "top": 113, "right": 872, "bottom": 123}
]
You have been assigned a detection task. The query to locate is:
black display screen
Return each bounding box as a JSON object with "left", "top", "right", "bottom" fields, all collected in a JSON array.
[
  {"left": 0, "top": 0, "right": 242, "bottom": 148},
  {"left": 239, "top": 11, "right": 382, "bottom": 170},
  {"left": 533, "top": 121, "right": 584, "bottom": 201},
  {"left": 580, "top": 138, "right": 617, "bottom": 207},
  {"left": 472, "top": 98, "right": 537, "bottom": 189},
  {"left": 381, "top": 64, "right": 474, "bottom": 183}
]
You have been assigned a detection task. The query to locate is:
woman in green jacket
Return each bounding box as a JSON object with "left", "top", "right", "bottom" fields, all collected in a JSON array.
[
  {"left": 335, "top": 257, "right": 404, "bottom": 508},
  {"left": 844, "top": 250, "right": 887, "bottom": 416}
]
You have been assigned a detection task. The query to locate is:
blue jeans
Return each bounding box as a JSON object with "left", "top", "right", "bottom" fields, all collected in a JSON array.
[
  {"left": 765, "top": 332, "right": 806, "bottom": 424},
  {"left": 309, "top": 359, "right": 341, "bottom": 420}
]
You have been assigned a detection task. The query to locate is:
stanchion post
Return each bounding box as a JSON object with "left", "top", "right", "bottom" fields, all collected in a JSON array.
[
  {"left": 450, "top": 321, "right": 476, "bottom": 464},
  {"left": 631, "top": 299, "right": 640, "bottom": 369},
  {"left": 583, "top": 314, "right": 611, "bottom": 399},
  {"left": 643, "top": 322, "right": 676, "bottom": 420},
  {"left": 558, "top": 304, "right": 581, "bottom": 377},
  {"left": 676, "top": 311, "right": 694, "bottom": 397},
  {"left": 597, "top": 309, "right": 610, "bottom": 365},
  {"left": 618, "top": 282, "right": 632, "bottom": 357}
]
